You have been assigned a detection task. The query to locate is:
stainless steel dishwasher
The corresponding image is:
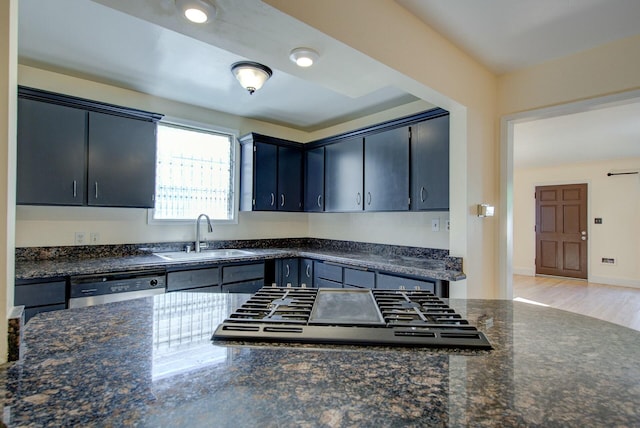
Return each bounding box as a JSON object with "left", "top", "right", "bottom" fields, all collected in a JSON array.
[{"left": 69, "top": 270, "right": 166, "bottom": 308}]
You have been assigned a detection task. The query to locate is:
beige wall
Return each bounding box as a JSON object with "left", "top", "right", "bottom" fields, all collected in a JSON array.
[
  {"left": 514, "top": 158, "right": 640, "bottom": 288},
  {"left": 0, "top": 0, "right": 18, "bottom": 363}
]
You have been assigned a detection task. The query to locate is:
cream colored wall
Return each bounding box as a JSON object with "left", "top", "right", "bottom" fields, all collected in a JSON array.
[
  {"left": 499, "top": 34, "right": 640, "bottom": 116},
  {"left": 0, "top": 0, "right": 18, "bottom": 363},
  {"left": 266, "top": 0, "right": 499, "bottom": 298},
  {"left": 514, "top": 158, "right": 640, "bottom": 288}
]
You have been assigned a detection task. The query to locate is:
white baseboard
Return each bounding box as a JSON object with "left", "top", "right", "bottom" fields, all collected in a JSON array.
[
  {"left": 589, "top": 276, "right": 640, "bottom": 289},
  {"left": 513, "top": 267, "right": 535, "bottom": 276}
]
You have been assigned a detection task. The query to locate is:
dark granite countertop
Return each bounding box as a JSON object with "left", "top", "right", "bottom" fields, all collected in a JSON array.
[
  {"left": 15, "top": 246, "right": 465, "bottom": 282},
  {"left": 1, "top": 293, "right": 639, "bottom": 427}
]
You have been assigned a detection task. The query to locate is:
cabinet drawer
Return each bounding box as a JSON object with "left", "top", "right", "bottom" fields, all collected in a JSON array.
[
  {"left": 315, "top": 277, "right": 342, "bottom": 288},
  {"left": 167, "top": 268, "right": 219, "bottom": 292},
  {"left": 221, "top": 279, "right": 264, "bottom": 293},
  {"left": 314, "top": 262, "right": 342, "bottom": 282},
  {"left": 222, "top": 263, "right": 265, "bottom": 284},
  {"left": 376, "top": 273, "right": 435, "bottom": 292},
  {"left": 344, "top": 268, "right": 375, "bottom": 289},
  {"left": 15, "top": 280, "right": 66, "bottom": 307}
]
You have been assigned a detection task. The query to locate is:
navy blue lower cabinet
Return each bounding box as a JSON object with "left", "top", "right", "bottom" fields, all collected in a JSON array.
[
  {"left": 276, "top": 258, "right": 300, "bottom": 287},
  {"left": 15, "top": 278, "right": 67, "bottom": 323},
  {"left": 221, "top": 262, "right": 265, "bottom": 293},
  {"left": 343, "top": 267, "right": 375, "bottom": 289}
]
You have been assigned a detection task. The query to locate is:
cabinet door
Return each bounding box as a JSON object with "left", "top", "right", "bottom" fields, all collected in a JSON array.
[
  {"left": 304, "top": 147, "right": 324, "bottom": 212},
  {"left": 277, "top": 146, "right": 303, "bottom": 211},
  {"left": 411, "top": 115, "right": 449, "bottom": 211},
  {"left": 253, "top": 142, "right": 278, "bottom": 210},
  {"left": 277, "top": 258, "right": 300, "bottom": 287},
  {"left": 87, "top": 112, "right": 157, "bottom": 207},
  {"left": 364, "top": 126, "right": 410, "bottom": 211},
  {"left": 300, "top": 258, "right": 314, "bottom": 287},
  {"left": 325, "top": 137, "right": 364, "bottom": 212},
  {"left": 17, "top": 98, "right": 86, "bottom": 205}
]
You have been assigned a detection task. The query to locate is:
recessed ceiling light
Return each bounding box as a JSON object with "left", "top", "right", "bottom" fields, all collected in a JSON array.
[
  {"left": 175, "top": 0, "right": 216, "bottom": 24},
  {"left": 289, "top": 48, "right": 319, "bottom": 67}
]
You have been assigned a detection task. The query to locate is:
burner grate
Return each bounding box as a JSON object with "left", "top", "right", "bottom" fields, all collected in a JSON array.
[{"left": 225, "top": 287, "right": 316, "bottom": 325}]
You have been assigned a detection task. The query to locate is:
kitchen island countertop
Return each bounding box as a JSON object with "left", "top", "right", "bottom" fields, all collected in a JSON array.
[{"left": 1, "top": 293, "right": 639, "bottom": 427}]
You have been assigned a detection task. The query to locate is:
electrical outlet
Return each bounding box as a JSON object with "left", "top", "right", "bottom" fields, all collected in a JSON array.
[
  {"left": 431, "top": 218, "right": 440, "bottom": 232},
  {"left": 445, "top": 220, "right": 451, "bottom": 231},
  {"left": 90, "top": 233, "right": 100, "bottom": 244},
  {"left": 74, "top": 232, "right": 86, "bottom": 245}
]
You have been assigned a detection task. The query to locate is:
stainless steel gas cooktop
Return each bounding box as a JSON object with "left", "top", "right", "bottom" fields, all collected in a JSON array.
[{"left": 212, "top": 287, "right": 492, "bottom": 349}]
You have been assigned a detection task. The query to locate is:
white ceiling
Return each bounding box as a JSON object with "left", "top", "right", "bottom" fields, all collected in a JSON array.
[
  {"left": 18, "top": 0, "right": 420, "bottom": 132},
  {"left": 17, "top": 0, "right": 640, "bottom": 166}
]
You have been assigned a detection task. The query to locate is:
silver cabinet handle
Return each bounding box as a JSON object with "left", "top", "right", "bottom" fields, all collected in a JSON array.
[
  {"left": 367, "top": 192, "right": 372, "bottom": 206},
  {"left": 306, "top": 264, "right": 311, "bottom": 277},
  {"left": 285, "top": 264, "right": 290, "bottom": 277},
  {"left": 317, "top": 194, "right": 322, "bottom": 208},
  {"left": 281, "top": 194, "right": 285, "bottom": 207},
  {"left": 420, "top": 186, "right": 426, "bottom": 203},
  {"left": 270, "top": 193, "right": 275, "bottom": 206},
  {"left": 581, "top": 230, "right": 587, "bottom": 241},
  {"left": 95, "top": 182, "right": 99, "bottom": 199},
  {"left": 73, "top": 180, "right": 77, "bottom": 198},
  {"left": 356, "top": 192, "right": 361, "bottom": 205}
]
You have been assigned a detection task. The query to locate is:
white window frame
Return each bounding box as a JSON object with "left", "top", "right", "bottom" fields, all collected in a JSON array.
[{"left": 147, "top": 116, "right": 240, "bottom": 225}]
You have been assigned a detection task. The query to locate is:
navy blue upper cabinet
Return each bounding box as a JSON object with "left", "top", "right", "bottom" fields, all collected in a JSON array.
[
  {"left": 325, "top": 136, "right": 364, "bottom": 212},
  {"left": 252, "top": 142, "right": 278, "bottom": 210},
  {"left": 411, "top": 114, "right": 450, "bottom": 211},
  {"left": 364, "top": 126, "right": 410, "bottom": 211},
  {"left": 17, "top": 98, "right": 86, "bottom": 205},
  {"left": 239, "top": 133, "right": 303, "bottom": 212},
  {"left": 278, "top": 146, "right": 303, "bottom": 211},
  {"left": 16, "top": 87, "right": 163, "bottom": 208},
  {"left": 87, "top": 112, "right": 157, "bottom": 208},
  {"left": 304, "top": 147, "right": 324, "bottom": 212}
]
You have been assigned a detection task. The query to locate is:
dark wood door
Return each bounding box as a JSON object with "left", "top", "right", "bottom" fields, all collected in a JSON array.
[
  {"left": 277, "top": 146, "right": 303, "bottom": 211},
  {"left": 17, "top": 98, "right": 87, "bottom": 205},
  {"left": 325, "top": 137, "right": 364, "bottom": 212},
  {"left": 364, "top": 126, "right": 410, "bottom": 211},
  {"left": 87, "top": 112, "right": 156, "bottom": 208},
  {"left": 304, "top": 147, "right": 324, "bottom": 212},
  {"left": 410, "top": 114, "right": 449, "bottom": 211},
  {"left": 535, "top": 184, "right": 588, "bottom": 279}
]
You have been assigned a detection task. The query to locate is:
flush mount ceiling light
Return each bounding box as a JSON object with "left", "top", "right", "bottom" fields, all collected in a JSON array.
[
  {"left": 175, "top": 0, "right": 216, "bottom": 24},
  {"left": 289, "top": 47, "right": 319, "bottom": 67},
  {"left": 231, "top": 61, "right": 273, "bottom": 95}
]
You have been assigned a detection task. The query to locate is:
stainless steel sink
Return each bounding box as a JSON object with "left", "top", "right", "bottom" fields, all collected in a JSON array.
[{"left": 153, "top": 249, "right": 256, "bottom": 261}]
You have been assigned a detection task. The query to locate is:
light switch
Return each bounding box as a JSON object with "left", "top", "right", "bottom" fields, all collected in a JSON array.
[{"left": 431, "top": 218, "right": 440, "bottom": 232}]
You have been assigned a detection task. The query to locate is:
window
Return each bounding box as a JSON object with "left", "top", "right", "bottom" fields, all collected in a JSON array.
[{"left": 153, "top": 122, "right": 236, "bottom": 221}]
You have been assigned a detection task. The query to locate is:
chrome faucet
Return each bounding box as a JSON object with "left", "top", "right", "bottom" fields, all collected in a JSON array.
[{"left": 195, "top": 213, "right": 213, "bottom": 253}]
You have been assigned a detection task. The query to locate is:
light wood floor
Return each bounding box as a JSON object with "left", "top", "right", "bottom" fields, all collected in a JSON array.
[{"left": 512, "top": 274, "right": 640, "bottom": 331}]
